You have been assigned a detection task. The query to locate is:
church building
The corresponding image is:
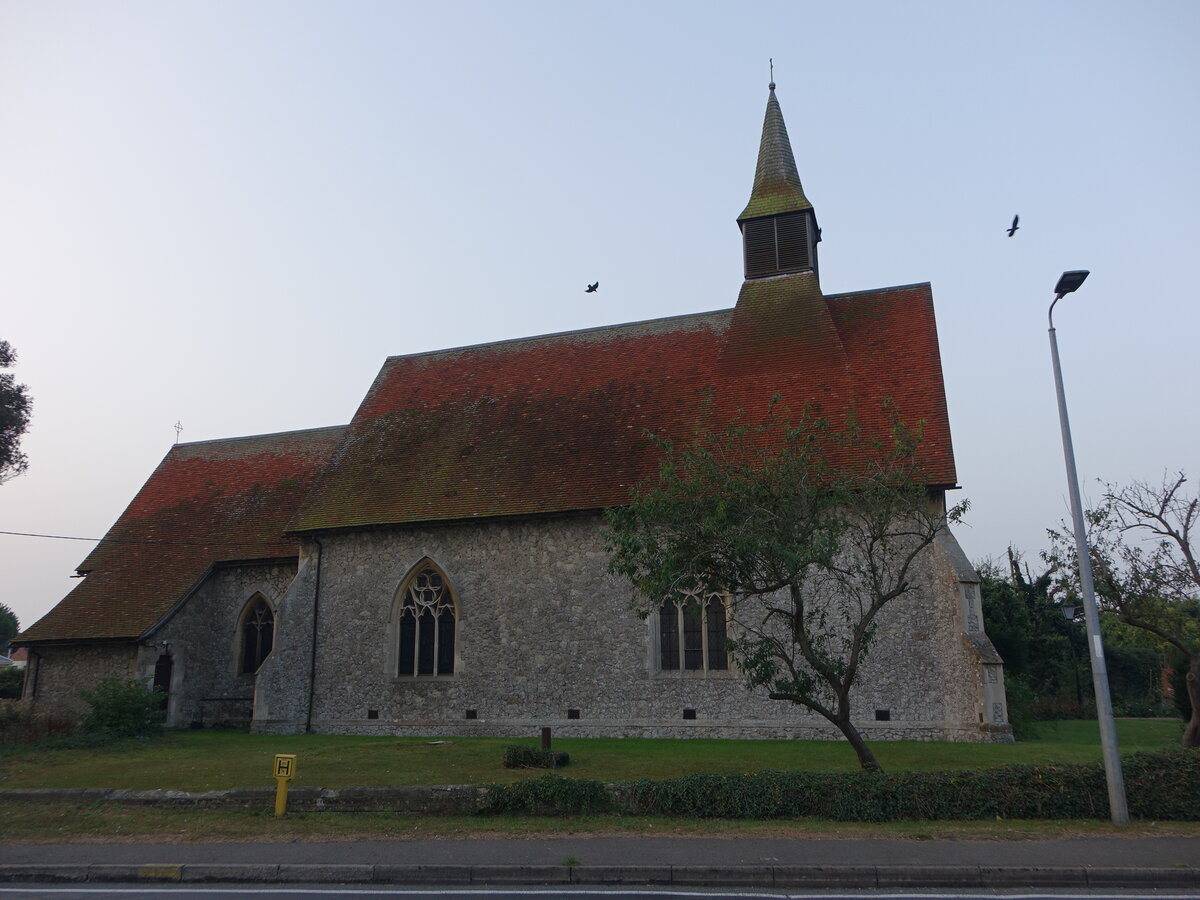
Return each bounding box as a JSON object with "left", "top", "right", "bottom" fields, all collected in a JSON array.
[{"left": 17, "top": 86, "right": 1011, "bottom": 741}]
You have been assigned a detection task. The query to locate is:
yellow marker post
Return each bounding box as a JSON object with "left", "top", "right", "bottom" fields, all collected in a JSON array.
[{"left": 272, "top": 753, "right": 296, "bottom": 817}]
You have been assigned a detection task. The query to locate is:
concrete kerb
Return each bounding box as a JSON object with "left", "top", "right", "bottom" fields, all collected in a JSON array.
[
  {"left": 1084, "top": 867, "right": 1200, "bottom": 888},
  {"left": 2, "top": 864, "right": 1197, "bottom": 888}
]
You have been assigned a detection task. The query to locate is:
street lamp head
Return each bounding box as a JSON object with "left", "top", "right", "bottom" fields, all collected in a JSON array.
[{"left": 1054, "top": 270, "right": 1090, "bottom": 299}]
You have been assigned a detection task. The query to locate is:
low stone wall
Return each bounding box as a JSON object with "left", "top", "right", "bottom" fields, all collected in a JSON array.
[{"left": 0, "top": 786, "right": 480, "bottom": 815}]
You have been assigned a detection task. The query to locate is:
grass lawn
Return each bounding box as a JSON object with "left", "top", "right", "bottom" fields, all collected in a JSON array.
[
  {"left": 5, "top": 803, "right": 1198, "bottom": 844},
  {"left": 1, "top": 719, "right": 1193, "bottom": 843},
  {"left": 0, "top": 718, "right": 1185, "bottom": 792}
]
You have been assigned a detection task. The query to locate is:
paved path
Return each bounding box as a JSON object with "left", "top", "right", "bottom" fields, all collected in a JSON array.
[{"left": 3, "top": 835, "right": 1199, "bottom": 867}]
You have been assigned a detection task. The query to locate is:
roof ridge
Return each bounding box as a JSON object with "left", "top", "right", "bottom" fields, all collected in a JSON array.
[
  {"left": 824, "top": 282, "right": 932, "bottom": 300},
  {"left": 171, "top": 424, "right": 348, "bottom": 449},
  {"left": 382, "top": 308, "right": 734, "bottom": 364}
]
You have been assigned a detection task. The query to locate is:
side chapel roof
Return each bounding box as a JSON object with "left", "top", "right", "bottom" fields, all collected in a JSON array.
[{"left": 17, "top": 426, "right": 345, "bottom": 643}]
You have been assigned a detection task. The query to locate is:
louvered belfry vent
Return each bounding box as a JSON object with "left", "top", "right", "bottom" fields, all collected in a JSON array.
[
  {"left": 742, "top": 211, "right": 812, "bottom": 278},
  {"left": 775, "top": 212, "right": 810, "bottom": 270},
  {"left": 743, "top": 219, "right": 777, "bottom": 277}
]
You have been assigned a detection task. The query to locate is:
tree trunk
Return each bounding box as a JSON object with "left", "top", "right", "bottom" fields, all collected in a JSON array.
[
  {"left": 1183, "top": 657, "right": 1200, "bottom": 749},
  {"left": 835, "top": 714, "right": 883, "bottom": 773}
]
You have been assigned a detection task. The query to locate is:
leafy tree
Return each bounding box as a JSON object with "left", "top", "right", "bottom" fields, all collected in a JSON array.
[
  {"left": 1047, "top": 472, "right": 1200, "bottom": 747},
  {"left": 0, "top": 602, "right": 17, "bottom": 653},
  {"left": 606, "top": 404, "right": 966, "bottom": 773},
  {"left": 978, "top": 553, "right": 1087, "bottom": 729},
  {"left": 0, "top": 667, "right": 23, "bottom": 700},
  {"left": 0, "top": 340, "right": 32, "bottom": 484}
]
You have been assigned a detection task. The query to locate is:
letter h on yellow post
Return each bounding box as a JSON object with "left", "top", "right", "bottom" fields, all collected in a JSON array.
[{"left": 273, "top": 754, "right": 297, "bottom": 816}]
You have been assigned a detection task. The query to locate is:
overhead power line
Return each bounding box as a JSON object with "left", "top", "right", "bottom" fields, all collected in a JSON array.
[{"left": 0, "top": 530, "right": 284, "bottom": 549}]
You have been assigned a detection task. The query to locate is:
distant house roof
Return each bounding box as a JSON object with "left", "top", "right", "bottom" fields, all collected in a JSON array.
[
  {"left": 289, "top": 277, "right": 956, "bottom": 534},
  {"left": 17, "top": 426, "right": 345, "bottom": 643}
]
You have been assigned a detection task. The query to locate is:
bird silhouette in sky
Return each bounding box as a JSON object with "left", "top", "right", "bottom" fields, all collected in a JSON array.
[
  {"left": 585, "top": 282, "right": 599, "bottom": 293},
  {"left": 1007, "top": 214, "right": 1020, "bottom": 237}
]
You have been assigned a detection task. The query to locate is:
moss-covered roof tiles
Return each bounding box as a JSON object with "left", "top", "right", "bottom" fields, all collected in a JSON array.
[
  {"left": 288, "top": 278, "right": 956, "bottom": 534},
  {"left": 22, "top": 278, "right": 958, "bottom": 644},
  {"left": 18, "top": 426, "right": 345, "bottom": 643},
  {"left": 738, "top": 87, "right": 814, "bottom": 222}
]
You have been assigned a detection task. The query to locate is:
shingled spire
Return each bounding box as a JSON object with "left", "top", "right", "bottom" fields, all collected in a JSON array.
[{"left": 737, "top": 82, "right": 820, "bottom": 279}]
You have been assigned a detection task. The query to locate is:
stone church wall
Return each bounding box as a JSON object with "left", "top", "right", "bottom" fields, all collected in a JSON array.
[
  {"left": 255, "top": 511, "right": 1006, "bottom": 741},
  {"left": 251, "top": 544, "right": 322, "bottom": 734},
  {"left": 136, "top": 561, "right": 297, "bottom": 729},
  {"left": 23, "top": 642, "right": 137, "bottom": 716}
]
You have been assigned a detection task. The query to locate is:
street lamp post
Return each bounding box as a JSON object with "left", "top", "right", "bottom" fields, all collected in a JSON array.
[{"left": 1047, "top": 269, "right": 1130, "bottom": 825}]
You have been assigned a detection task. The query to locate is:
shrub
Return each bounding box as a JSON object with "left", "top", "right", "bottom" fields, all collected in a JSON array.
[
  {"left": 78, "top": 677, "right": 164, "bottom": 737},
  {"left": 1168, "top": 657, "right": 1193, "bottom": 723},
  {"left": 477, "top": 774, "right": 611, "bottom": 815},
  {"left": 0, "top": 666, "right": 23, "bottom": 700},
  {"left": 1001, "top": 674, "right": 1038, "bottom": 739},
  {"left": 475, "top": 749, "right": 1200, "bottom": 821},
  {"left": 503, "top": 745, "right": 570, "bottom": 769},
  {"left": 1029, "top": 695, "right": 1096, "bottom": 721},
  {"left": 0, "top": 699, "right": 75, "bottom": 744}
]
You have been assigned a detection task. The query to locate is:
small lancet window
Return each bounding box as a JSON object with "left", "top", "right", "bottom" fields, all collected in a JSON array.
[
  {"left": 659, "top": 585, "right": 729, "bottom": 672},
  {"left": 397, "top": 567, "right": 456, "bottom": 677},
  {"left": 241, "top": 598, "right": 274, "bottom": 674}
]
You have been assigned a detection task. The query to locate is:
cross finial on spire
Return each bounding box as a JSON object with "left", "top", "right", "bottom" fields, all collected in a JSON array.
[{"left": 769, "top": 58, "right": 775, "bottom": 91}]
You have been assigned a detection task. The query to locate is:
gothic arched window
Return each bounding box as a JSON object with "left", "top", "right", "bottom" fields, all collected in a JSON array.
[
  {"left": 240, "top": 597, "right": 274, "bottom": 674},
  {"left": 396, "top": 566, "right": 456, "bottom": 677},
  {"left": 659, "top": 586, "right": 728, "bottom": 672}
]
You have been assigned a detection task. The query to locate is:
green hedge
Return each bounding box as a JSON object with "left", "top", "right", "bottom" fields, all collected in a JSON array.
[
  {"left": 477, "top": 773, "right": 611, "bottom": 815},
  {"left": 476, "top": 749, "right": 1199, "bottom": 820}
]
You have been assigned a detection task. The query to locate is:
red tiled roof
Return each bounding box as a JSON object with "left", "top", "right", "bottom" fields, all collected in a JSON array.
[
  {"left": 18, "top": 426, "right": 345, "bottom": 643},
  {"left": 289, "top": 277, "right": 956, "bottom": 533}
]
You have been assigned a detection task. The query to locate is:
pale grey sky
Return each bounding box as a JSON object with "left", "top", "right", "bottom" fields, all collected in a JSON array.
[{"left": 2, "top": 0, "right": 1198, "bottom": 631}]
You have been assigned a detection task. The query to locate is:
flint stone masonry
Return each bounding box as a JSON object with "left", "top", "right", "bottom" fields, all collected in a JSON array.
[
  {"left": 138, "top": 561, "right": 296, "bottom": 728},
  {"left": 23, "top": 642, "right": 136, "bottom": 714},
  {"left": 251, "top": 511, "right": 1004, "bottom": 741}
]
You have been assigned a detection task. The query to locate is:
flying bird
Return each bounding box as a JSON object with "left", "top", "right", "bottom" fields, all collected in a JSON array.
[
  {"left": 585, "top": 282, "right": 599, "bottom": 293},
  {"left": 1007, "top": 214, "right": 1020, "bottom": 237}
]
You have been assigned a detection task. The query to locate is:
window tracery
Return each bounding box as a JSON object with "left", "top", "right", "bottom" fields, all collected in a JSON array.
[
  {"left": 397, "top": 566, "right": 456, "bottom": 677},
  {"left": 658, "top": 585, "right": 728, "bottom": 672},
  {"left": 240, "top": 597, "right": 274, "bottom": 674}
]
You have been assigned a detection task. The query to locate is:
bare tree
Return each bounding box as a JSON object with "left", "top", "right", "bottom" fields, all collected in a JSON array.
[{"left": 1048, "top": 472, "right": 1200, "bottom": 747}]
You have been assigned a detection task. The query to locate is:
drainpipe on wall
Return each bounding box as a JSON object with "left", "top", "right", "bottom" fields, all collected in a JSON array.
[{"left": 304, "top": 536, "right": 324, "bottom": 734}]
